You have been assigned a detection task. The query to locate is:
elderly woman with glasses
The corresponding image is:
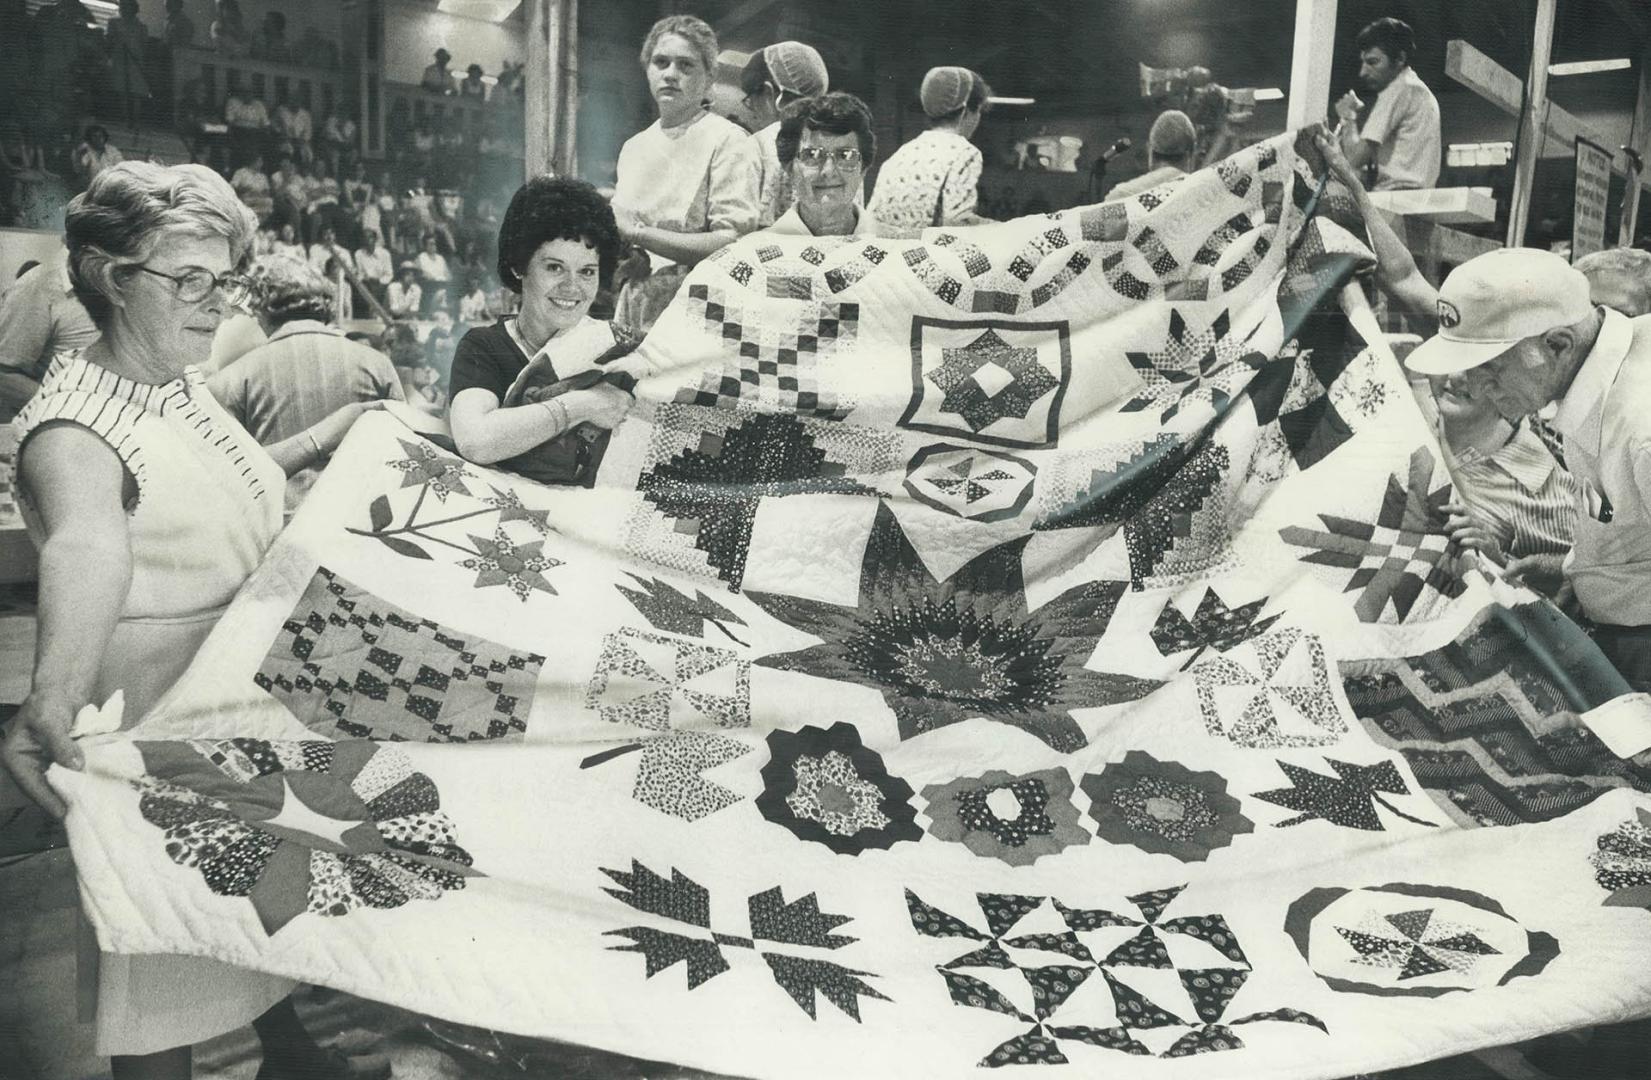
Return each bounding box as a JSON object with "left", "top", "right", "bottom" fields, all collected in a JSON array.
[
  {"left": 767, "top": 92, "right": 879, "bottom": 238},
  {"left": 610, "top": 14, "right": 760, "bottom": 334},
  {"left": 0, "top": 162, "right": 384, "bottom": 1080}
]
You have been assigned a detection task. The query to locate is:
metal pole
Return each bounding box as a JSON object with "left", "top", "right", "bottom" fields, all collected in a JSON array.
[
  {"left": 1506, "top": 0, "right": 1557, "bottom": 247},
  {"left": 1619, "top": 56, "right": 1651, "bottom": 246}
]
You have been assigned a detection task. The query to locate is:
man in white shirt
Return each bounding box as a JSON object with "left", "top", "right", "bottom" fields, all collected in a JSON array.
[
  {"left": 764, "top": 93, "right": 880, "bottom": 238},
  {"left": 307, "top": 225, "right": 344, "bottom": 276},
  {"left": 1407, "top": 249, "right": 1651, "bottom": 691},
  {"left": 1335, "top": 17, "right": 1441, "bottom": 191},
  {"left": 354, "top": 229, "right": 394, "bottom": 305},
  {"left": 739, "top": 41, "right": 830, "bottom": 227},
  {"left": 386, "top": 263, "right": 422, "bottom": 320}
]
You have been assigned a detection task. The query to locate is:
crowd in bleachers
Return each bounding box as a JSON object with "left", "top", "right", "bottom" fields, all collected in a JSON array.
[{"left": 0, "top": 2, "right": 531, "bottom": 401}]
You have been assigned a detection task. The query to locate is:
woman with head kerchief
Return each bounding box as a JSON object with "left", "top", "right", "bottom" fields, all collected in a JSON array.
[
  {"left": 739, "top": 40, "right": 831, "bottom": 227},
  {"left": 869, "top": 65, "right": 993, "bottom": 237},
  {"left": 0, "top": 162, "right": 386, "bottom": 1080},
  {"left": 449, "top": 176, "right": 635, "bottom": 487},
  {"left": 767, "top": 92, "right": 879, "bottom": 238},
  {"left": 610, "top": 14, "right": 759, "bottom": 334}
]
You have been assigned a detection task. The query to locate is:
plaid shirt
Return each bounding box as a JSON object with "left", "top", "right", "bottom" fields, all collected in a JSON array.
[{"left": 1450, "top": 419, "right": 1578, "bottom": 560}]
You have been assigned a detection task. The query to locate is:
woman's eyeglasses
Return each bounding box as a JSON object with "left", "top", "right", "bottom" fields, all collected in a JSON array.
[
  {"left": 131, "top": 265, "right": 251, "bottom": 304},
  {"left": 796, "top": 146, "right": 863, "bottom": 169}
]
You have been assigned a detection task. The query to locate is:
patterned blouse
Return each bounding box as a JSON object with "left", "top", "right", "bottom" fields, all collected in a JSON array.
[{"left": 868, "top": 129, "right": 983, "bottom": 237}]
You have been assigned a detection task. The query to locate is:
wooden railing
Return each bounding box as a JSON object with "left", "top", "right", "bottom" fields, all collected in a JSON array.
[
  {"left": 171, "top": 46, "right": 350, "bottom": 140},
  {"left": 381, "top": 80, "right": 524, "bottom": 150}
]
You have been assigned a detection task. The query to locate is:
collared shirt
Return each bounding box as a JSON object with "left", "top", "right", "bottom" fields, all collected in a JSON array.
[
  {"left": 386, "top": 281, "right": 422, "bottom": 317},
  {"left": 1551, "top": 308, "right": 1651, "bottom": 624},
  {"left": 207, "top": 321, "right": 404, "bottom": 513},
  {"left": 766, "top": 203, "right": 880, "bottom": 238},
  {"left": 1447, "top": 419, "right": 1578, "bottom": 561},
  {"left": 0, "top": 260, "right": 100, "bottom": 413},
  {"left": 1361, "top": 66, "right": 1441, "bottom": 191},
  {"left": 868, "top": 129, "right": 983, "bottom": 237},
  {"left": 355, "top": 246, "right": 394, "bottom": 284}
]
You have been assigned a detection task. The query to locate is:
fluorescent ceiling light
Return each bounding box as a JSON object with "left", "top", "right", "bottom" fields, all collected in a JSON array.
[
  {"left": 1549, "top": 58, "right": 1631, "bottom": 76},
  {"left": 987, "top": 96, "right": 1036, "bottom": 106},
  {"left": 1253, "top": 87, "right": 1285, "bottom": 101},
  {"left": 437, "top": 0, "right": 522, "bottom": 21}
]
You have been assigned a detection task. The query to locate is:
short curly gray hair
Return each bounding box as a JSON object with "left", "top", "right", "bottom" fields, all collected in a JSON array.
[
  {"left": 1574, "top": 246, "right": 1651, "bottom": 280},
  {"left": 638, "top": 14, "right": 718, "bottom": 76},
  {"left": 64, "top": 161, "right": 257, "bottom": 328},
  {"left": 245, "top": 255, "right": 334, "bottom": 326}
]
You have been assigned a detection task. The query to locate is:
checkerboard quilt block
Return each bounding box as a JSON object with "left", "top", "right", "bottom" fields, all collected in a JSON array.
[
  {"left": 54, "top": 130, "right": 1651, "bottom": 1080},
  {"left": 254, "top": 567, "right": 545, "bottom": 742}
]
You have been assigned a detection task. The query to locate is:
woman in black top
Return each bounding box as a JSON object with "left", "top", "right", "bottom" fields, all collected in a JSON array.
[{"left": 448, "top": 177, "right": 634, "bottom": 485}]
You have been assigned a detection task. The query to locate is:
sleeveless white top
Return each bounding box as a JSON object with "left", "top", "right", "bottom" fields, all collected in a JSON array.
[{"left": 12, "top": 350, "right": 285, "bottom": 715}]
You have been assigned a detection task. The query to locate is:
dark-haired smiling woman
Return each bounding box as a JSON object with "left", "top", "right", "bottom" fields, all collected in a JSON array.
[{"left": 447, "top": 176, "right": 634, "bottom": 483}]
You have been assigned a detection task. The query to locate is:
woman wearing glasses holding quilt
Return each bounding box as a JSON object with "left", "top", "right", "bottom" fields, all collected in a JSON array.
[
  {"left": 0, "top": 162, "right": 384, "bottom": 1080},
  {"left": 766, "top": 93, "right": 881, "bottom": 238}
]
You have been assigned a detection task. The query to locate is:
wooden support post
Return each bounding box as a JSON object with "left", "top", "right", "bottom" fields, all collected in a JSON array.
[
  {"left": 558, "top": 0, "right": 580, "bottom": 178},
  {"left": 526, "top": 0, "right": 578, "bottom": 180},
  {"left": 1619, "top": 56, "right": 1651, "bottom": 247},
  {"left": 526, "top": 0, "right": 553, "bottom": 180},
  {"left": 1286, "top": 0, "right": 1339, "bottom": 131},
  {"left": 1505, "top": 0, "right": 1557, "bottom": 247}
]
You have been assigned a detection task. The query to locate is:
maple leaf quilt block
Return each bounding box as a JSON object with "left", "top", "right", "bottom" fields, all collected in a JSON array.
[
  {"left": 135, "top": 738, "right": 479, "bottom": 935},
  {"left": 901, "top": 317, "right": 1072, "bottom": 449},
  {"left": 583, "top": 628, "right": 753, "bottom": 821},
  {"left": 602, "top": 858, "right": 890, "bottom": 1020},
  {"left": 1253, "top": 757, "right": 1437, "bottom": 831},
  {"left": 1149, "top": 588, "right": 1281, "bottom": 671},
  {"left": 748, "top": 503, "right": 1162, "bottom": 753},
  {"left": 1285, "top": 883, "right": 1559, "bottom": 998}
]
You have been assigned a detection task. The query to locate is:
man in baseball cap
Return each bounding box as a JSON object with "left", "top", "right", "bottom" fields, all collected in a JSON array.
[
  {"left": 1408, "top": 247, "right": 1651, "bottom": 690},
  {"left": 740, "top": 41, "right": 832, "bottom": 227}
]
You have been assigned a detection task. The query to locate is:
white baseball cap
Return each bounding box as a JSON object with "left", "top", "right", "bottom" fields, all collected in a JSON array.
[{"left": 1405, "top": 248, "right": 1596, "bottom": 376}]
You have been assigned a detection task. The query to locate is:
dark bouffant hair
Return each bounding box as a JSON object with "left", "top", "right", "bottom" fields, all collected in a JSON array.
[
  {"left": 776, "top": 92, "right": 876, "bottom": 170},
  {"left": 1356, "top": 17, "right": 1417, "bottom": 67},
  {"left": 495, "top": 176, "right": 622, "bottom": 294}
]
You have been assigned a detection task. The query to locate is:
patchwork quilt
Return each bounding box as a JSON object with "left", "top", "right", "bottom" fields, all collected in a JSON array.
[{"left": 55, "top": 131, "right": 1651, "bottom": 1079}]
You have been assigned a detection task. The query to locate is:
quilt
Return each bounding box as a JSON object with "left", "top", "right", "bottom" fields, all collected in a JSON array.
[{"left": 52, "top": 131, "right": 1651, "bottom": 1079}]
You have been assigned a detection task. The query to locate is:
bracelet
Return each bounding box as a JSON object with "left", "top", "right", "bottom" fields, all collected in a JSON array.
[
  {"left": 540, "top": 397, "right": 569, "bottom": 434},
  {"left": 305, "top": 430, "right": 326, "bottom": 461}
]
